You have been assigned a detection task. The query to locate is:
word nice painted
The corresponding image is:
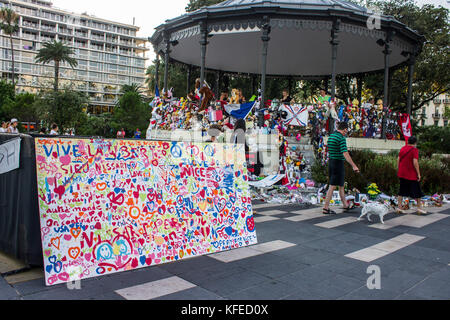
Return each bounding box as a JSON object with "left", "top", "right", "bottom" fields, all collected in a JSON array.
[{"left": 35, "top": 138, "right": 257, "bottom": 286}]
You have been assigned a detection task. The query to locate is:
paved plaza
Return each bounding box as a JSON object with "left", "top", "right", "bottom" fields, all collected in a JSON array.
[{"left": 1, "top": 203, "right": 449, "bottom": 301}]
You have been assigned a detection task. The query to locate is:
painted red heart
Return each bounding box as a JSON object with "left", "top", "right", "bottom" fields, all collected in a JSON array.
[{"left": 54, "top": 185, "right": 66, "bottom": 199}]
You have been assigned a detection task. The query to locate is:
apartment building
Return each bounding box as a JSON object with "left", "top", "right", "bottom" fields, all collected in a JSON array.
[
  {"left": 0, "top": 0, "right": 148, "bottom": 114},
  {"left": 414, "top": 93, "right": 450, "bottom": 127}
]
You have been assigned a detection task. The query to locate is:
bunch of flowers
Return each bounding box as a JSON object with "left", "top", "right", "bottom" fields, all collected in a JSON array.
[{"left": 367, "top": 183, "right": 381, "bottom": 200}]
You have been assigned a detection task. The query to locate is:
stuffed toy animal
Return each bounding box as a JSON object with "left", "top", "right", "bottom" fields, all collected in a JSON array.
[
  {"left": 229, "top": 89, "right": 240, "bottom": 104},
  {"left": 198, "top": 85, "right": 214, "bottom": 113},
  {"left": 376, "top": 99, "right": 384, "bottom": 111}
]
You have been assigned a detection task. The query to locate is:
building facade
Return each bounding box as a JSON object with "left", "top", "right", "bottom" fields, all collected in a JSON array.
[
  {"left": 414, "top": 93, "right": 450, "bottom": 127},
  {"left": 0, "top": 0, "right": 148, "bottom": 114}
]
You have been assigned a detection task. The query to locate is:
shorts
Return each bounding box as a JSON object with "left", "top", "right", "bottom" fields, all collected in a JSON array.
[
  {"left": 398, "top": 178, "right": 424, "bottom": 199},
  {"left": 329, "top": 159, "right": 345, "bottom": 187}
]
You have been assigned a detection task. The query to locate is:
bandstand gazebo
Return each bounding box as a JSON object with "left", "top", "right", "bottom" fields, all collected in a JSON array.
[{"left": 149, "top": 0, "right": 425, "bottom": 137}]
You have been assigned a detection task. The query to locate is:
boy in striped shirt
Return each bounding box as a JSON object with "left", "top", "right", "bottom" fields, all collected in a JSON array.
[{"left": 323, "top": 122, "right": 360, "bottom": 215}]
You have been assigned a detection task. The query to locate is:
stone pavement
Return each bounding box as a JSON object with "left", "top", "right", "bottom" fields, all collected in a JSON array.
[{"left": 1, "top": 203, "right": 449, "bottom": 300}]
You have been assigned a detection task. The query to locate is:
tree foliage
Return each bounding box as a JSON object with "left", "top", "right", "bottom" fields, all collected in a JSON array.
[
  {"left": 111, "top": 91, "right": 151, "bottom": 137},
  {"left": 0, "top": 80, "right": 15, "bottom": 120},
  {"left": 0, "top": 8, "right": 19, "bottom": 88},
  {"left": 34, "top": 89, "right": 89, "bottom": 133},
  {"left": 35, "top": 41, "right": 78, "bottom": 92},
  {"left": 362, "top": 0, "right": 450, "bottom": 112}
]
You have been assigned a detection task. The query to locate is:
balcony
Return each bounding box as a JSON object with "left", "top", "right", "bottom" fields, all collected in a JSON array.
[
  {"left": 91, "top": 35, "right": 105, "bottom": 42},
  {"left": 59, "top": 29, "right": 73, "bottom": 36},
  {"left": 41, "top": 25, "right": 56, "bottom": 33},
  {"left": 22, "top": 21, "right": 38, "bottom": 29},
  {"left": 432, "top": 113, "right": 441, "bottom": 119},
  {"left": 75, "top": 32, "right": 88, "bottom": 38},
  {"left": 106, "top": 38, "right": 118, "bottom": 44}
]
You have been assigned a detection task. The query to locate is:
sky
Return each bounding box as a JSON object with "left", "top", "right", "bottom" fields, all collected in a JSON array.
[{"left": 51, "top": 0, "right": 449, "bottom": 63}]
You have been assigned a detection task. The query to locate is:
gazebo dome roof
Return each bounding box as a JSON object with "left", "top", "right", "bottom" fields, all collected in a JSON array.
[
  {"left": 150, "top": 0, "right": 425, "bottom": 77},
  {"left": 202, "top": 0, "right": 368, "bottom": 13}
]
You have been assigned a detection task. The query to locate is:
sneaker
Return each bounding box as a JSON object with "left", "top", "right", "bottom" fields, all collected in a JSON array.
[{"left": 417, "top": 209, "right": 427, "bottom": 215}]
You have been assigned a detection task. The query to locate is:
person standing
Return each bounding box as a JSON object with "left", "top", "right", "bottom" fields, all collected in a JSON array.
[
  {"left": 117, "top": 128, "right": 126, "bottom": 139},
  {"left": 133, "top": 128, "right": 141, "bottom": 139},
  {"left": 0, "top": 121, "right": 8, "bottom": 133},
  {"left": 396, "top": 136, "right": 426, "bottom": 215},
  {"left": 323, "top": 122, "right": 359, "bottom": 215},
  {"left": 318, "top": 89, "right": 330, "bottom": 105},
  {"left": 50, "top": 123, "right": 59, "bottom": 135},
  {"left": 281, "top": 89, "right": 292, "bottom": 105},
  {"left": 8, "top": 119, "right": 19, "bottom": 134}
]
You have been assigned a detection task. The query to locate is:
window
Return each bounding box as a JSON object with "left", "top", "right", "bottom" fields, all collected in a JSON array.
[
  {"left": 21, "top": 63, "right": 32, "bottom": 73},
  {"left": 108, "top": 64, "right": 117, "bottom": 72},
  {"left": 90, "top": 72, "right": 101, "bottom": 80},
  {"left": 107, "top": 54, "right": 117, "bottom": 62},
  {"left": 119, "top": 56, "right": 128, "bottom": 64},
  {"left": 89, "top": 61, "right": 99, "bottom": 70},
  {"left": 119, "top": 65, "right": 128, "bottom": 73},
  {"left": 78, "top": 70, "right": 87, "bottom": 78},
  {"left": 78, "top": 60, "right": 87, "bottom": 69}
]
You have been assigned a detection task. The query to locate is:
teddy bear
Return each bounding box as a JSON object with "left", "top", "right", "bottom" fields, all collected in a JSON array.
[
  {"left": 229, "top": 89, "right": 240, "bottom": 104},
  {"left": 198, "top": 85, "right": 215, "bottom": 113}
]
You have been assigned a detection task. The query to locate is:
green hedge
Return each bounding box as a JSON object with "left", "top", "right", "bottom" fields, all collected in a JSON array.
[{"left": 312, "top": 150, "right": 450, "bottom": 196}]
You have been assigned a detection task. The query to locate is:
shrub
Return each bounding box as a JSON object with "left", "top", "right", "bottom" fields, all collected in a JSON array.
[
  {"left": 313, "top": 150, "right": 450, "bottom": 196},
  {"left": 311, "top": 159, "right": 328, "bottom": 185},
  {"left": 416, "top": 126, "right": 450, "bottom": 156}
]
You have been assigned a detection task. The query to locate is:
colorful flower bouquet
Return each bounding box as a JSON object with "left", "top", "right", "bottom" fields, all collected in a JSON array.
[{"left": 367, "top": 183, "right": 381, "bottom": 200}]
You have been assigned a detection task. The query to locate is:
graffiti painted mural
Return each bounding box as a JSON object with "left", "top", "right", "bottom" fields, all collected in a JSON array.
[{"left": 35, "top": 138, "right": 257, "bottom": 286}]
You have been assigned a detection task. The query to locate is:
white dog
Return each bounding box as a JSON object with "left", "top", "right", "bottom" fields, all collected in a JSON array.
[{"left": 357, "top": 200, "right": 396, "bottom": 224}]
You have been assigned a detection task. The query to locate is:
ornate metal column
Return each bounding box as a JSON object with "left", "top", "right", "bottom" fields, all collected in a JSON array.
[
  {"left": 329, "top": 19, "right": 341, "bottom": 134},
  {"left": 259, "top": 17, "right": 271, "bottom": 128},
  {"left": 215, "top": 71, "right": 221, "bottom": 98},
  {"left": 357, "top": 75, "right": 363, "bottom": 105},
  {"left": 381, "top": 30, "right": 394, "bottom": 139},
  {"left": 186, "top": 65, "right": 192, "bottom": 96},
  {"left": 199, "top": 21, "right": 209, "bottom": 86},
  {"left": 154, "top": 52, "right": 160, "bottom": 92},
  {"left": 407, "top": 51, "right": 417, "bottom": 116},
  {"left": 330, "top": 19, "right": 341, "bottom": 101},
  {"left": 163, "top": 31, "right": 171, "bottom": 94}
]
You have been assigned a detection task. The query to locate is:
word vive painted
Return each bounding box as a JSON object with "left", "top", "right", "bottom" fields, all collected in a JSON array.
[{"left": 35, "top": 138, "right": 257, "bottom": 286}]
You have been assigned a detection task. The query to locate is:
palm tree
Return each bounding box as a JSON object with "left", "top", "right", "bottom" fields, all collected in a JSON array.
[
  {"left": 120, "top": 83, "right": 142, "bottom": 95},
  {"left": 35, "top": 41, "right": 78, "bottom": 91},
  {"left": 0, "top": 8, "right": 20, "bottom": 88}
]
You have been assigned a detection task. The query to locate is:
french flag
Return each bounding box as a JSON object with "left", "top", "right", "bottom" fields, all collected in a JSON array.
[
  {"left": 209, "top": 108, "right": 223, "bottom": 122},
  {"left": 224, "top": 101, "right": 258, "bottom": 120}
]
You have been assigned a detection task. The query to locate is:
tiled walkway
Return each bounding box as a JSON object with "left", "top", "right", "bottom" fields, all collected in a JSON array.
[{"left": 1, "top": 203, "right": 450, "bottom": 300}]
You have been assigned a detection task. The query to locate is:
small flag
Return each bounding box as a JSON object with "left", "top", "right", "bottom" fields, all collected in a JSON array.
[
  {"left": 224, "top": 101, "right": 258, "bottom": 120},
  {"left": 397, "top": 113, "right": 412, "bottom": 144},
  {"left": 281, "top": 104, "right": 309, "bottom": 127},
  {"left": 209, "top": 108, "right": 223, "bottom": 122}
]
